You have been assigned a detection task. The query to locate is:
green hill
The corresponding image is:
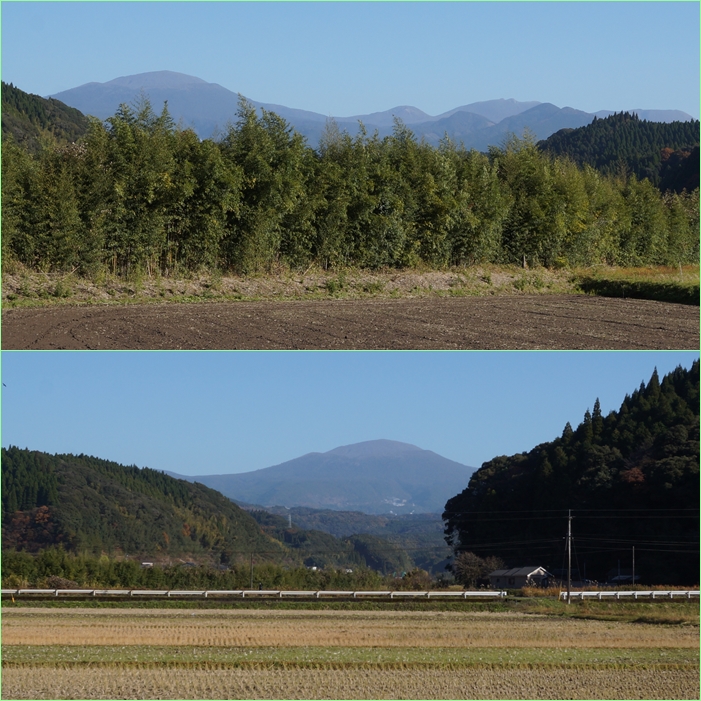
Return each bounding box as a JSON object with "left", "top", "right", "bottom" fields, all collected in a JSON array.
[
  {"left": 539, "top": 112, "right": 700, "bottom": 191},
  {"left": 1, "top": 447, "right": 422, "bottom": 576},
  {"left": 1, "top": 81, "right": 90, "bottom": 153},
  {"left": 443, "top": 361, "right": 700, "bottom": 585},
  {"left": 1, "top": 448, "right": 286, "bottom": 565}
]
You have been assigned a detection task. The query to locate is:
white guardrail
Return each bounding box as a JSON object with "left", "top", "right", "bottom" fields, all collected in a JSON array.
[
  {"left": 559, "top": 590, "right": 700, "bottom": 600},
  {"left": 1, "top": 588, "right": 506, "bottom": 600}
]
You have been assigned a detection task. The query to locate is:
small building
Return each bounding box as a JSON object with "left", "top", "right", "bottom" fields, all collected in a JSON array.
[
  {"left": 489, "top": 566, "right": 553, "bottom": 588},
  {"left": 606, "top": 568, "right": 639, "bottom": 585}
]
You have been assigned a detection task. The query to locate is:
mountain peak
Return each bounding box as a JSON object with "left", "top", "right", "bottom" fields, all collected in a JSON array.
[
  {"left": 48, "top": 71, "right": 695, "bottom": 148},
  {"left": 178, "top": 439, "right": 473, "bottom": 514},
  {"left": 104, "top": 71, "right": 208, "bottom": 90},
  {"left": 325, "top": 439, "right": 423, "bottom": 459}
]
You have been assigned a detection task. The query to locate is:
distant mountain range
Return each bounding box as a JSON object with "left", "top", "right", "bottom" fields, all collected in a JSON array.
[
  {"left": 49, "top": 70, "right": 695, "bottom": 149},
  {"left": 167, "top": 439, "right": 475, "bottom": 515}
]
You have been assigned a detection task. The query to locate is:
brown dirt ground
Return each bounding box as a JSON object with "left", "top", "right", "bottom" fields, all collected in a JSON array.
[
  {"left": 2, "top": 294, "right": 698, "bottom": 350},
  {"left": 3, "top": 664, "right": 699, "bottom": 700}
]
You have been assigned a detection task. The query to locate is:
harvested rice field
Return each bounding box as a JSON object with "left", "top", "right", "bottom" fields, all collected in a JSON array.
[{"left": 2, "top": 607, "right": 699, "bottom": 699}]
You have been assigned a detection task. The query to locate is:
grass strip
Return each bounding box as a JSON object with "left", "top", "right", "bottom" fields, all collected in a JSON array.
[
  {"left": 511, "top": 598, "right": 700, "bottom": 624},
  {"left": 2, "top": 598, "right": 511, "bottom": 613},
  {"left": 576, "top": 277, "right": 699, "bottom": 305},
  {"left": 6, "top": 595, "right": 698, "bottom": 623},
  {"left": 3, "top": 646, "right": 697, "bottom": 667}
]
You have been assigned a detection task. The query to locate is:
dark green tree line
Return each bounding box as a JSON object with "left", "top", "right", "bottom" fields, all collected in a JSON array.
[
  {"left": 0, "top": 546, "right": 395, "bottom": 591},
  {"left": 443, "top": 362, "right": 700, "bottom": 585},
  {"left": 3, "top": 98, "right": 699, "bottom": 275},
  {"left": 539, "top": 112, "right": 700, "bottom": 190}
]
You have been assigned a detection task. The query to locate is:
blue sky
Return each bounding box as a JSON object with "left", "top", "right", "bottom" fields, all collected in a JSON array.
[
  {"left": 2, "top": 2, "right": 699, "bottom": 118},
  {"left": 1, "top": 351, "right": 697, "bottom": 476}
]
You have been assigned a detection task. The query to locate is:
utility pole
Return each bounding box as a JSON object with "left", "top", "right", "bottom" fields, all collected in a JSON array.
[
  {"left": 250, "top": 552, "right": 253, "bottom": 589},
  {"left": 566, "top": 509, "right": 572, "bottom": 605},
  {"left": 632, "top": 546, "right": 635, "bottom": 586}
]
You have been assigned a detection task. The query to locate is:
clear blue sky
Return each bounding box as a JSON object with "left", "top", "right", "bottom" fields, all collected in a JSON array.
[
  {"left": 2, "top": 2, "right": 699, "bottom": 118},
  {"left": 1, "top": 351, "right": 697, "bottom": 476}
]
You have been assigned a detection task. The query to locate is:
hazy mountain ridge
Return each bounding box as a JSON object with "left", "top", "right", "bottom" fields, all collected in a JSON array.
[
  {"left": 49, "top": 70, "right": 695, "bottom": 148},
  {"left": 169, "top": 439, "right": 475, "bottom": 515},
  {"left": 258, "top": 506, "right": 451, "bottom": 573}
]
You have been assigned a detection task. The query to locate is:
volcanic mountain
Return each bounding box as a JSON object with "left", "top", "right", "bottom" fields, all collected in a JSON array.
[
  {"left": 49, "top": 71, "right": 695, "bottom": 148},
  {"left": 168, "top": 439, "right": 475, "bottom": 515}
]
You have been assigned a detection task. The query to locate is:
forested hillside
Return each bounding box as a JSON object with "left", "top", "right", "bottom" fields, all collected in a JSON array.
[
  {"left": 247, "top": 509, "right": 412, "bottom": 573},
  {"left": 443, "top": 362, "right": 700, "bottom": 585},
  {"left": 1, "top": 448, "right": 431, "bottom": 578},
  {"left": 540, "top": 112, "right": 700, "bottom": 192},
  {"left": 262, "top": 506, "right": 451, "bottom": 573},
  {"left": 1, "top": 448, "right": 286, "bottom": 563},
  {"left": 2, "top": 97, "right": 698, "bottom": 278},
  {"left": 1, "top": 81, "right": 90, "bottom": 153}
]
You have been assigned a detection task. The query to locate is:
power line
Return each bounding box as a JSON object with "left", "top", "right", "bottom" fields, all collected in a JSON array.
[
  {"left": 442, "top": 511, "right": 698, "bottom": 523},
  {"left": 576, "top": 536, "right": 697, "bottom": 546},
  {"left": 442, "top": 508, "right": 698, "bottom": 515}
]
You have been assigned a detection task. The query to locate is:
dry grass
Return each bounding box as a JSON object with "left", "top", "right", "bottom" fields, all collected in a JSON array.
[
  {"left": 1, "top": 264, "right": 578, "bottom": 308},
  {"left": 574, "top": 264, "right": 699, "bottom": 283},
  {"left": 3, "top": 607, "right": 698, "bottom": 648},
  {"left": 5, "top": 262, "right": 698, "bottom": 309},
  {"left": 3, "top": 607, "right": 698, "bottom": 699},
  {"left": 572, "top": 264, "right": 699, "bottom": 304},
  {"left": 2, "top": 664, "right": 698, "bottom": 700}
]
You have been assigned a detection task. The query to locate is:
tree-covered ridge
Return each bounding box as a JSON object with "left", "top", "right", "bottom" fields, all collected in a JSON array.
[
  {"left": 659, "top": 145, "right": 699, "bottom": 194},
  {"left": 249, "top": 510, "right": 412, "bottom": 573},
  {"left": 539, "top": 112, "right": 700, "bottom": 191},
  {"left": 1, "top": 447, "right": 286, "bottom": 563},
  {"left": 1, "top": 449, "right": 60, "bottom": 514},
  {"left": 1, "top": 448, "right": 429, "bottom": 575},
  {"left": 443, "top": 361, "right": 699, "bottom": 585},
  {"left": 2, "top": 98, "right": 698, "bottom": 278},
  {"left": 1, "top": 81, "right": 90, "bottom": 153},
  {"left": 262, "top": 507, "right": 450, "bottom": 573}
]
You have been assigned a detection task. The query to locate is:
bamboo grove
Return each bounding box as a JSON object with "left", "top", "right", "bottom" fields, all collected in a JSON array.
[{"left": 2, "top": 98, "right": 698, "bottom": 277}]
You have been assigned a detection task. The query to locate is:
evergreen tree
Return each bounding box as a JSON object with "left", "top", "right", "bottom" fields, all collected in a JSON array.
[{"left": 443, "top": 362, "right": 699, "bottom": 585}]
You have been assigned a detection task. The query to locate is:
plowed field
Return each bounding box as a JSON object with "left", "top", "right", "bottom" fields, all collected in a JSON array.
[
  {"left": 2, "top": 608, "right": 698, "bottom": 699},
  {"left": 2, "top": 295, "right": 698, "bottom": 349}
]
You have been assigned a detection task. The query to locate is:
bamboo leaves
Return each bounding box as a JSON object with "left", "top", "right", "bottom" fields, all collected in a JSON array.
[{"left": 2, "top": 97, "right": 698, "bottom": 276}]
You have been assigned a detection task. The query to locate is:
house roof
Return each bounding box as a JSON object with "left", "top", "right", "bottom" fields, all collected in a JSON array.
[{"left": 489, "top": 567, "right": 551, "bottom": 578}]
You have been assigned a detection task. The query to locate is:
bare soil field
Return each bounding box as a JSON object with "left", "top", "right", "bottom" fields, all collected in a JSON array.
[
  {"left": 3, "top": 664, "right": 696, "bottom": 700},
  {"left": 2, "top": 607, "right": 698, "bottom": 699},
  {"left": 3, "top": 295, "right": 698, "bottom": 349}
]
